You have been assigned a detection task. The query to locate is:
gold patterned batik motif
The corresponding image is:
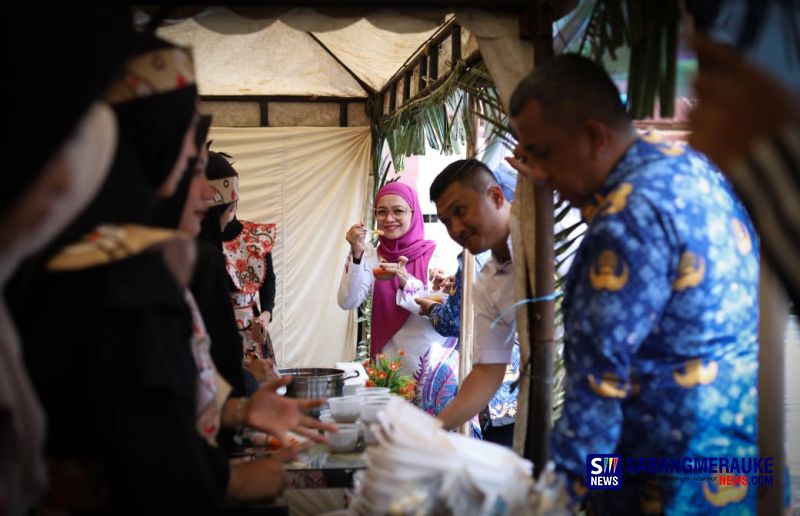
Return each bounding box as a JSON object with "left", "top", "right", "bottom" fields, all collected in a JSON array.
[
  {"left": 581, "top": 183, "right": 633, "bottom": 223},
  {"left": 587, "top": 373, "right": 633, "bottom": 399},
  {"left": 731, "top": 218, "right": 753, "bottom": 255},
  {"left": 672, "top": 359, "right": 718, "bottom": 388},
  {"left": 673, "top": 251, "right": 706, "bottom": 291},
  {"left": 703, "top": 475, "right": 748, "bottom": 507},
  {"left": 589, "top": 250, "right": 629, "bottom": 291}
]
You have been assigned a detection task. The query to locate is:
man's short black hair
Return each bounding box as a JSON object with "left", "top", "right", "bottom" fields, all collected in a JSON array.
[
  {"left": 509, "top": 54, "right": 630, "bottom": 130},
  {"left": 430, "top": 159, "right": 498, "bottom": 203}
]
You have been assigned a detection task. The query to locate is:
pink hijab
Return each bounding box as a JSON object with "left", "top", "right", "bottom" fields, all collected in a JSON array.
[{"left": 371, "top": 182, "right": 436, "bottom": 356}]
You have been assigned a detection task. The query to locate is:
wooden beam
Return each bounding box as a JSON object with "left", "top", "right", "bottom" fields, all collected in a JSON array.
[
  {"left": 403, "top": 70, "right": 412, "bottom": 102},
  {"left": 382, "top": 49, "right": 481, "bottom": 116},
  {"left": 524, "top": 0, "right": 556, "bottom": 479},
  {"left": 451, "top": 24, "right": 461, "bottom": 67},
  {"left": 339, "top": 101, "right": 348, "bottom": 126},
  {"left": 377, "top": 19, "right": 458, "bottom": 96},
  {"left": 140, "top": 1, "right": 530, "bottom": 9},
  {"left": 430, "top": 43, "right": 439, "bottom": 81},
  {"left": 201, "top": 94, "right": 366, "bottom": 102},
  {"left": 261, "top": 100, "right": 268, "bottom": 126},
  {"left": 418, "top": 54, "right": 428, "bottom": 91},
  {"left": 389, "top": 82, "right": 397, "bottom": 112}
]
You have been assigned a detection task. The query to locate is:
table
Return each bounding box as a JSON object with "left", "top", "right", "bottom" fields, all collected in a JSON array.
[{"left": 234, "top": 442, "right": 367, "bottom": 489}]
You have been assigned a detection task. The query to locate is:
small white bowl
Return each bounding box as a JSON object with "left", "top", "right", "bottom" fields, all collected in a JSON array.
[
  {"left": 362, "top": 421, "right": 378, "bottom": 446},
  {"left": 360, "top": 399, "right": 388, "bottom": 424},
  {"left": 326, "top": 423, "right": 359, "bottom": 453},
  {"left": 327, "top": 395, "right": 361, "bottom": 423},
  {"left": 356, "top": 386, "right": 390, "bottom": 397}
]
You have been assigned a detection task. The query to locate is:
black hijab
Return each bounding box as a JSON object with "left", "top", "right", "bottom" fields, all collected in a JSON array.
[
  {"left": 149, "top": 115, "right": 213, "bottom": 229},
  {"left": 199, "top": 150, "right": 239, "bottom": 248},
  {"left": 5, "top": 5, "right": 132, "bottom": 213},
  {"left": 43, "top": 33, "right": 200, "bottom": 256}
]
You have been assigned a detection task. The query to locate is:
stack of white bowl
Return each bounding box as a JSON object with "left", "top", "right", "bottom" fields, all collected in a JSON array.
[
  {"left": 349, "top": 397, "right": 534, "bottom": 515},
  {"left": 322, "top": 387, "right": 396, "bottom": 453},
  {"left": 355, "top": 387, "right": 392, "bottom": 446}
]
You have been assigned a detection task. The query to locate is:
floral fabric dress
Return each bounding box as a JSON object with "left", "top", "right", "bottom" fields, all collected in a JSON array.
[
  {"left": 184, "top": 290, "right": 230, "bottom": 446},
  {"left": 222, "top": 221, "right": 277, "bottom": 360}
]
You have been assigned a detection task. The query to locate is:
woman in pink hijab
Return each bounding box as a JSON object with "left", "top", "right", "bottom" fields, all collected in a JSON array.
[{"left": 338, "top": 182, "right": 459, "bottom": 412}]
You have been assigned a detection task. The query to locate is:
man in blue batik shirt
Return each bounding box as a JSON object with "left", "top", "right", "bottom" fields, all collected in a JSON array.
[{"left": 507, "top": 54, "right": 768, "bottom": 514}]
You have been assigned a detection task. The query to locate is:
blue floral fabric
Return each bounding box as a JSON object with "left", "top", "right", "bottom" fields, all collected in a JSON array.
[
  {"left": 429, "top": 256, "right": 519, "bottom": 428},
  {"left": 551, "top": 135, "right": 769, "bottom": 514}
]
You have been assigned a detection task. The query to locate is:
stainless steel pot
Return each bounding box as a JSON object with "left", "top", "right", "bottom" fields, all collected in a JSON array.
[{"left": 280, "top": 367, "right": 359, "bottom": 416}]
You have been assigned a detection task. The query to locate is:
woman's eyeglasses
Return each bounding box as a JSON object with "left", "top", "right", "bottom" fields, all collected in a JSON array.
[{"left": 374, "top": 208, "right": 411, "bottom": 220}]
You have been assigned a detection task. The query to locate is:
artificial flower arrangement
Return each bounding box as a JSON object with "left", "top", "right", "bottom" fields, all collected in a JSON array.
[{"left": 363, "top": 351, "right": 416, "bottom": 401}]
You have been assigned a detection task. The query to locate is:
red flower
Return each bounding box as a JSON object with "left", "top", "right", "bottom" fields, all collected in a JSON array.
[
  {"left": 389, "top": 362, "right": 400, "bottom": 371},
  {"left": 235, "top": 259, "right": 247, "bottom": 272},
  {"left": 378, "top": 371, "right": 387, "bottom": 380}
]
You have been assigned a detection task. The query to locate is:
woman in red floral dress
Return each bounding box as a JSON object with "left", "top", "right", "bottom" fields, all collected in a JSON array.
[{"left": 205, "top": 151, "right": 279, "bottom": 384}]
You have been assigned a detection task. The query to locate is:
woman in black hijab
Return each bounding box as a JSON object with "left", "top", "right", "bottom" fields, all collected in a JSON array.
[
  {"left": 2, "top": 5, "right": 130, "bottom": 513},
  {"left": 11, "top": 32, "right": 285, "bottom": 513},
  {"left": 202, "top": 152, "right": 280, "bottom": 390}
]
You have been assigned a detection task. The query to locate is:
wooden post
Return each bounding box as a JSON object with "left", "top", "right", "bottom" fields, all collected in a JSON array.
[
  {"left": 758, "top": 261, "right": 787, "bottom": 515},
  {"left": 458, "top": 249, "right": 476, "bottom": 435},
  {"left": 523, "top": 0, "right": 556, "bottom": 477},
  {"left": 459, "top": 92, "right": 480, "bottom": 435}
]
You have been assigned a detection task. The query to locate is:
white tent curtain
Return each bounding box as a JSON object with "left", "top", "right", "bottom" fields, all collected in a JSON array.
[
  {"left": 207, "top": 126, "right": 371, "bottom": 368},
  {"left": 455, "top": 10, "right": 534, "bottom": 112}
]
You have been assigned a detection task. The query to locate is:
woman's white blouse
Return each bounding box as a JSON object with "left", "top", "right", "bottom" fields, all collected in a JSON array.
[{"left": 337, "top": 246, "right": 447, "bottom": 377}]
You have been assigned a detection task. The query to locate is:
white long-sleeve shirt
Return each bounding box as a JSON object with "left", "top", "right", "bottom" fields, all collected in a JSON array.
[{"left": 337, "top": 246, "right": 447, "bottom": 377}]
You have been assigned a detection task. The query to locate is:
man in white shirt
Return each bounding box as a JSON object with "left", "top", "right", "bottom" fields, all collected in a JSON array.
[{"left": 429, "top": 159, "right": 516, "bottom": 432}]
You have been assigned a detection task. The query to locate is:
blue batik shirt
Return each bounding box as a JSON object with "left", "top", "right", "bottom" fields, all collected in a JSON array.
[{"left": 551, "top": 134, "right": 762, "bottom": 514}]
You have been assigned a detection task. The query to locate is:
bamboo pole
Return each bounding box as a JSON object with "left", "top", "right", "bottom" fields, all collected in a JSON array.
[
  {"left": 458, "top": 93, "right": 479, "bottom": 436},
  {"left": 458, "top": 250, "right": 476, "bottom": 435},
  {"left": 757, "top": 261, "right": 787, "bottom": 515},
  {"left": 523, "top": 0, "right": 556, "bottom": 477}
]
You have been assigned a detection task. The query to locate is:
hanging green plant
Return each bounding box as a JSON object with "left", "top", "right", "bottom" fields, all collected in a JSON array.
[{"left": 580, "top": 0, "right": 680, "bottom": 119}]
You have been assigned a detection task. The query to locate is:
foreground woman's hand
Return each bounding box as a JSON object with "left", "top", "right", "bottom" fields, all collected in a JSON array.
[
  {"left": 247, "top": 377, "right": 337, "bottom": 445},
  {"left": 226, "top": 443, "right": 312, "bottom": 502}
]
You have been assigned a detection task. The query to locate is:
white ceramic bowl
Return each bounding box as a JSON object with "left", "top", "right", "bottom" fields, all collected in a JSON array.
[
  {"left": 326, "top": 423, "right": 359, "bottom": 453},
  {"left": 356, "top": 386, "right": 390, "bottom": 397},
  {"left": 362, "top": 421, "right": 379, "bottom": 445},
  {"left": 327, "top": 395, "right": 361, "bottom": 423},
  {"left": 360, "top": 399, "right": 388, "bottom": 424}
]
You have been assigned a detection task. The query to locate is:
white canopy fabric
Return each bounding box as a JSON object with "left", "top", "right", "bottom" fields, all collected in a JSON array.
[
  {"left": 159, "top": 7, "right": 445, "bottom": 96},
  {"left": 157, "top": 7, "right": 534, "bottom": 108},
  {"left": 159, "top": 9, "right": 368, "bottom": 97},
  {"left": 207, "top": 126, "right": 371, "bottom": 368}
]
